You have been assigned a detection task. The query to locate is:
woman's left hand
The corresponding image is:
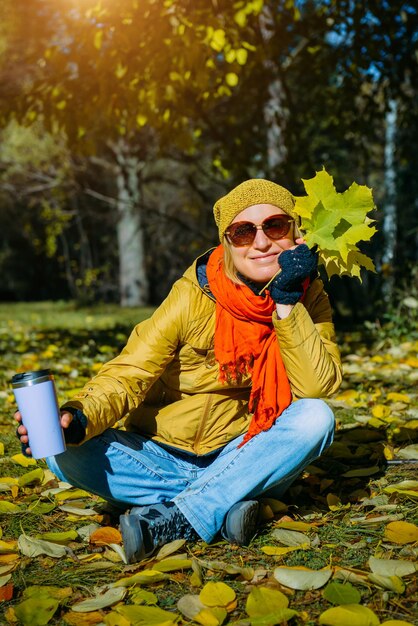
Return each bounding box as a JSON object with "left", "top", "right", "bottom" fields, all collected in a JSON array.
[
  {"left": 268, "top": 243, "right": 318, "bottom": 305},
  {"left": 15, "top": 409, "right": 74, "bottom": 457}
]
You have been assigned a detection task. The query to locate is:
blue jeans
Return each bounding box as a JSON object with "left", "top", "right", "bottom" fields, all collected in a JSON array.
[{"left": 47, "top": 398, "right": 334, "bottom": 543}]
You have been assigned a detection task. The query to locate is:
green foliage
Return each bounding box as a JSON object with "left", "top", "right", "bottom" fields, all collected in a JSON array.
[
  {"left": 0, "top": 120, "right": 68, "bottom": 171},
  {"left": 0, "top": 0, "right": 417, "bottom": 312},
  {"left": 1, "top": 0, "right": 264, "bottom": 152},
  {"left": 0, "top": 120, "right": 75, "bottom": 284}
]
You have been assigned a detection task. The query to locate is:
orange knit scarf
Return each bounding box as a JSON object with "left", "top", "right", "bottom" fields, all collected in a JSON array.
[{"left": 206, "top": 245, "right": 292, "bottom": 446}]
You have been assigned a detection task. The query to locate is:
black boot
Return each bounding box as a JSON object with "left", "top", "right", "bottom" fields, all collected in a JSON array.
[{"left": 120, "top": 501, "right": 197, "bottom": 564}]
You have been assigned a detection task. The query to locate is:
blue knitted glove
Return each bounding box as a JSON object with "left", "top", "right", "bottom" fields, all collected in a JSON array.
[
  {"left": 268, "top": 244, "right": 318, "bottom": 305},
  {"left": 62, "top": 407, "right": 87, "bottom": 444}
]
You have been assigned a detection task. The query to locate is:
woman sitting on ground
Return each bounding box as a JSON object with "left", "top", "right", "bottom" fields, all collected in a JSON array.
[{"left": 16, "top": 178, "right": 342, "bottom": 563}]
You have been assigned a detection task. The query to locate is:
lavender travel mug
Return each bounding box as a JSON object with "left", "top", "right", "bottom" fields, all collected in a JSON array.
[{"left": 12, "top": 369, "right": 66, "bottom": 459}]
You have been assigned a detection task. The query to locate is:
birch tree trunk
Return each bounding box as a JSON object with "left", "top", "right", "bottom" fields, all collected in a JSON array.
[
  {"left": 381, "top": 98, "right": 398, "bottom": 302},
  {"left": 113, "top": 140, "right": 149, "bottom": 307}
]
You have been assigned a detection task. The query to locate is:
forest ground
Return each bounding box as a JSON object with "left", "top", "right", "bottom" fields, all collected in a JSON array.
[{"left": 0, "top": 302, "right": 417, "bottom": 626}]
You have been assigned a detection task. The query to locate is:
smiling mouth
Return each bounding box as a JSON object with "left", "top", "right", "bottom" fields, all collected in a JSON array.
[{"left": 250, "top": 253, "right": 278, "bottom": 261}]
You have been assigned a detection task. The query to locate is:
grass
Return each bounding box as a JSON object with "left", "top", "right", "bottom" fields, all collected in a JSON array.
[{"left": 0, "top": 300, "right": 155, "bottom": 331}]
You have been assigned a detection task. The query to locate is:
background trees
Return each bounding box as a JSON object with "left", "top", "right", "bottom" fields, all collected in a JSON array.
[{"left": 0, "top": 0, "right": 417, "bottom": 321}]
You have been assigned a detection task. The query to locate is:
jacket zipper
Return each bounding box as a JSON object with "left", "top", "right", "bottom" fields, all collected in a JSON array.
[
  {"left": 193, "top": 393, "right": 214, "bottom": 453},
  {"left": 194, "top": 248, "right": 216, "bottom": 452}
]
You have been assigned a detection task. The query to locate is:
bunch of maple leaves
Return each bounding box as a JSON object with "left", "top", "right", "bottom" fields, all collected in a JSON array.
[{"left": 293, "top": 168, "right": 377, "bottom": 280}]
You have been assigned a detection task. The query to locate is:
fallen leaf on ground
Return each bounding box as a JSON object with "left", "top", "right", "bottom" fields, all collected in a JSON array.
[
  {"left": 14, "top": 595, "right": 60, "bottom": 626},
  {"left": 0, "top": 573, "right": 12, "bottom": 587},
  {"left": 71, "top": 586, "right": 126, "bottom": 612},
  {"left": 273, "top": 566, "right": 332, "bottom": 590},
  {"left": 0, "top": 501, "right": 19, "bottom": 513},
  {"left": 177, "top": 594, "right": 227, "bottom": 626},
  {"left": 261, "top": 544, "right": 307, "bottom": 556},
  {"left": 322, "top": 581, "right": 361, "bottom": 605},
  {"left": 384, "top": 521, "right": 418, "bottom": 544},
  {"left": 342, "top": 466, "right": 380, "bottom": 477},
  {"left": 55, "top": 488, "right": 91, "bottom": 502},
  {"left": 319, "top": 603, "right": 380, "bottom": 626},
  {"left": 387, "top": 392, "right": 411, "bottom": 403},
  {"left": 327, "top": 493, "right": 351, "bottom": 511},
  {"left": 0, "top": 581, "right": 13, "bottom": 601},
  {"left": 271, "top": 527, "right": 311, "bottom": 546},
  {"left": 397, "top": 444, "right": 418, "bottom": 460},
  {"left": 372, "top": 404, "right": 391, "bottom": 418},
  {"left": 245, "top": 586, "right": 289, "bottom": 615},
  {"left": 11, "top": 453, "right": 36, "bottom": 467},
  {"left": 199, "top": 581, "right": 236, "bottom": 609},
  {"left": 18, "top": 534, "right": 67, "bottom": 558},
  {"left": 22, "top": 585, "right": 73, "bottom": 601},
  {"left": 89, "top": 526, "right": 122, "bottom": 545},
  {"left": 112, "top": 569, "right": 169, "bottom": 587},
  {"left": 58, "top": 505, "right": 97, "bottom": 516},
  {"left": 0, "top": 477, "right": 18, "bottom": 487},
  {"left": 130, "top": 588, "right": 158, "bottom": 605},
  {"left": 367, "top": 573, "right": 405, "bottom": 593},
  {"left": 0, "top": 563, "right": 16, "bottom": 575},
  {"left": 332, "top": 567, "right": 369, "bottom": 586},
  {"left": 61, "top": 610, "right": 105, "bottom": 625},
  {"left": 274, "top": 519, "right": 314, "bottom": 531},
  {"left": 152, "top": 558, "right": 192, "bottom": 572},
  {"left": 368, "top": 556, "right": 416, "bottom": 577},
  {"left": 113, "top": 604, "right": 180, "bottom": 625},
  {"left": 37, "top": 530, "right": 78, "bottom": 544},
  {"left": 17, "top": 467, "right": 44, "bottom": 486},
  {"left": 155, "top": 539, "right": 186, "bottom": 559},
  {"left": 0, "top": 553, "right": 19, "bottom": 564},
  {"left": 197, "top": 558, "right": 254, "bottom": 579},
  {"left": 0, "top": 539, "right": 18, "bottom": 554}
]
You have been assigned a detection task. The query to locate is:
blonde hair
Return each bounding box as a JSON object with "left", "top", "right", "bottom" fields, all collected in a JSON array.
[{"left": 222, "top": 239, "right": 241, "bottom": 284}]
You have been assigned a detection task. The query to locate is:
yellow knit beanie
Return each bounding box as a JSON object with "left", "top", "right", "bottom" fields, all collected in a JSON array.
[{"left": 213, "top": 178, "right": 298, "bottom": 241}]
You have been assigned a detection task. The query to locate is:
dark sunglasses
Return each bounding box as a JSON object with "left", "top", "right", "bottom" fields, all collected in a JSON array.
[{"left": 225, "top": 214, "right": 294, "bottom": 247}]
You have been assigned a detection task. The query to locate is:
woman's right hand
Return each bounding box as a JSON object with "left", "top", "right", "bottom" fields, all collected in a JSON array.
[{"left": 14, "top": 410, "right": 74, "bottom": 457}]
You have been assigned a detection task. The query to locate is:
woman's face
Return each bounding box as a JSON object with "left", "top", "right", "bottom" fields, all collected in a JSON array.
[{"left": 227, "top": 204, "right": 295, "bottom": 285}]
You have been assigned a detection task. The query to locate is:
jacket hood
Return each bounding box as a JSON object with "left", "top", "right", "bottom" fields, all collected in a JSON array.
[{"left": 183, "top": 248, "right": 216, "bottom": 294}]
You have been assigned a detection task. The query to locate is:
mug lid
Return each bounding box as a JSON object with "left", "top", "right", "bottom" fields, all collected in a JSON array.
[{"left": 11, "top": 369, "right": 52, "bottom": 384}]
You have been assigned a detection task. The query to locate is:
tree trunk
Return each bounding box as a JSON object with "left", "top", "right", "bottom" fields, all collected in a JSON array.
[
  {"left": 263, "top": 74, "right": 288, "bottom": 174},
  {"left": 381, "top": 98, "right": 398, "bottom": 302},
  {"left": 259, "top": 6, "right": 289, "bottom": 175},
  {"left": 114, "top": 140, "right": 149, "bottom": 306}
]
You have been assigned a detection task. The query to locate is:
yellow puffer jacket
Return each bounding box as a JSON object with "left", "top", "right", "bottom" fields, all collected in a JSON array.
[{"left": 64, "top": 252, "right": 342, "bottom": 455}]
